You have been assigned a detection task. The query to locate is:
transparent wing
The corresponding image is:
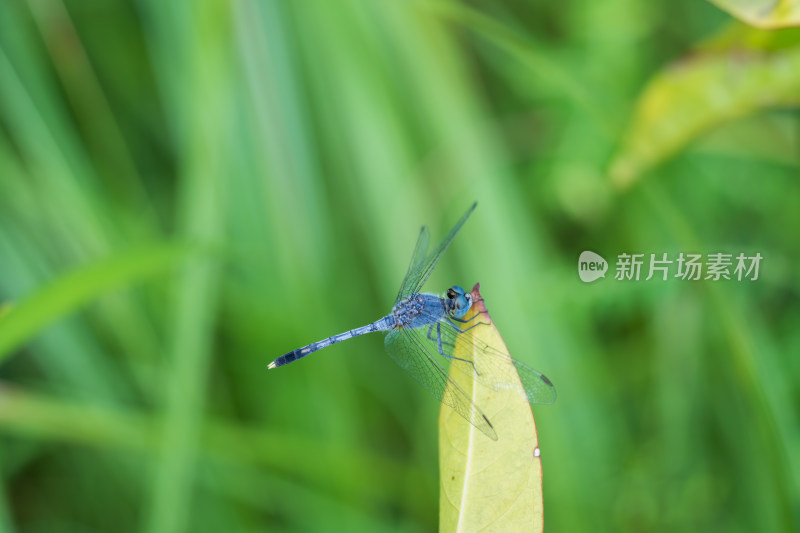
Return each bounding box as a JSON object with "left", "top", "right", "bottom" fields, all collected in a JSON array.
[
  {"left": 395, "top": 226, "right": 430, "bottom": 304},
  {"left": 396, "top": 202, "right": 477, "bottom": 302},
  {"left": 385, "top": 325, "right": 498, "bottom": 440},
  {"left": 421, "top": 310, "right": 557, "bottom": 406}
]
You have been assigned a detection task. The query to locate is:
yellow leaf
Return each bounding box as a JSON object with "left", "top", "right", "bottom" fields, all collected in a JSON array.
[
  {"left": 439, "top": 284, "right": 544, "bottom": 533},
  {"left": 609, "top": 42, "right": 800, "bottom": 188},
  {"left": 709, "top": 0, "right": 800, "bottom": 29}
]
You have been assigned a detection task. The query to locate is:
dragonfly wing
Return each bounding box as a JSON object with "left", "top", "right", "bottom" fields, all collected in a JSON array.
[
  {"left": 508, "top": 356, "right": 557, "bottom": 405},
  {"left": 384, "top": 326, "right": 498, "bottom": 440},
  {"left": 397, "top": 202, "right": 477, "bottom": 301},
  {"left": 395, "top": 226, "right": 430, "bottom": 304},
  {"left": 427, "top": 312, "right": 557, "bottom": 405}
]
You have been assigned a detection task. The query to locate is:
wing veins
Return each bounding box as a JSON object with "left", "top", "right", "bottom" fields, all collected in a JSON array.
[
  {"left": 385, "top": 325, "right": 497, "bottom": 440},
  {"left": 422, "top": 311, "right": 557, "bottom": 406},
  {"left": 396, "top": 203, "right": 477, "bottom": 300}
]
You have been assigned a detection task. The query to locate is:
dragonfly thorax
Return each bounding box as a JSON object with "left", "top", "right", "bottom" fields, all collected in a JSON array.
[
  {"left": 391, "top": 293, "right": 448, "bottom": 329},
  {"left": 391, "top": 294, "right": 425, "bottom": 328}
]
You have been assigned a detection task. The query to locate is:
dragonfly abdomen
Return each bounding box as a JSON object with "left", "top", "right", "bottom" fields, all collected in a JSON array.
[{"left": 268, "top": 316, "right": 394, "bottom": 369}]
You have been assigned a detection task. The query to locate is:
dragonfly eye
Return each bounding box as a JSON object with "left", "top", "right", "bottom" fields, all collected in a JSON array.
[
  {"left": 450, "top": 292, "right": 472, "bottom": 318},
  {"left": 446, "top": 288, "right": 456, "bottom": 299}
]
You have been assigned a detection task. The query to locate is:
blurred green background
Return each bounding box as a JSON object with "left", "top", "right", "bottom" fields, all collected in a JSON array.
[{"left": 1, "top": 0, "right": 798, "bottom": 532}]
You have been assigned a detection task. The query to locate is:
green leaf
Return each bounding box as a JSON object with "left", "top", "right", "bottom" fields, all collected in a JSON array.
[
  {"left": 0, "top": 243, "right": 191, "bottom": 363},
  {"left": 709, "top": 0, "right": 800, "bottom": 29},
  {"left": 439, "top": 285, "right": 544, "bottom": 533},
  {"left": 609, "top": 35, "right": 800, "bottom": 188}
]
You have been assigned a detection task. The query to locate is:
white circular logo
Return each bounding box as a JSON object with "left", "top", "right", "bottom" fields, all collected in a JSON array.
[{"left": 578, "top": 251, "right": 607, "bottom": 282}]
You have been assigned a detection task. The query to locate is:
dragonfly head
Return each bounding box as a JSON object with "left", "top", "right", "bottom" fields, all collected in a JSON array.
[{"left": 446, "top": 285, "right": 472, "bottom": 319}]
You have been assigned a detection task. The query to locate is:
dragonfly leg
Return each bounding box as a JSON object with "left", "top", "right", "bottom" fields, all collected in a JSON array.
[
  {"left": 434, "top": 322, "right": 478, "bottom": 373},
  {"left": 427, "top": 324, "right": 456, "bottom": 353},
  {"left": 443, "top": 317, "right": 485, "bottom": 334},
  {"left": 450, "top": 311, "right": 487, "bottom": 324},
  {"left": 428, "top": 323, "right": 444, "bottom": 355}
]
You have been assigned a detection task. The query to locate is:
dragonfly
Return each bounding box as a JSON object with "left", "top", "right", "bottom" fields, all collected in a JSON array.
[{"left": 268, "top": 203, "right": 556, "bottom": 440}]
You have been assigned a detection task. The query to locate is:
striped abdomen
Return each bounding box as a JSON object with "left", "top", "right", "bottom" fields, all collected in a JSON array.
[{"left": 268, "top": 315, "right": 394, "bottom": 369}]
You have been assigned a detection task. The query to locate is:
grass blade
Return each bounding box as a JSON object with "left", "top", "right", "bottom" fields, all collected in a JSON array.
[{"left": 0, "top": 244, "right": 190, "bottom": 363}]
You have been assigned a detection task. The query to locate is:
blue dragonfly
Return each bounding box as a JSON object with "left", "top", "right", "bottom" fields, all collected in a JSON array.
[{"left": 268, "top": 203, "right": 556, "bottom": 440}]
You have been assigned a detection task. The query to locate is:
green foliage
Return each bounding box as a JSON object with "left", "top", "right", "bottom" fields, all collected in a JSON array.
[
  {"left": 0, "top": 245, "right": 190, "bottom": 362},
  {"left": 0, "top": 0, "right": 798, "bottom": 532}
]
